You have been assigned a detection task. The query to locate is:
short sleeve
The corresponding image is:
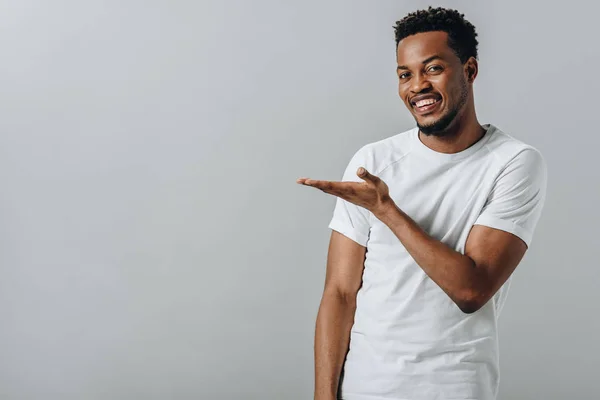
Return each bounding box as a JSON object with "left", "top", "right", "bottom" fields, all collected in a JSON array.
[
  {"left": 327, "top": 146, "right": 373, "bottom": 247},
  {"left": 474, "top": 148, "right": 548, "bottom": 247}
]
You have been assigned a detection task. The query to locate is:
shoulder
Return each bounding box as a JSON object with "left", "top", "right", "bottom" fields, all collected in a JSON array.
[
  {"left": 483, "top": 125, "right": 547, "bottom": 184},
  {"left": 483, "top": 124, "right": 546, "bottom": 170}
]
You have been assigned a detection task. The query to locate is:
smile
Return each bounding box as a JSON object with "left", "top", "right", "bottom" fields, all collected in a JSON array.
[{"left": 412, "top": 98, "right": 441, "bottom": 115}]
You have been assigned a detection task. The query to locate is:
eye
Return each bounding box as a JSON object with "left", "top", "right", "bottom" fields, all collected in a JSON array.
[
  {"left": 398, "top": 72, "right": 410, "bottom": 80},
  {"left": 427, "top": 65, "right": 443, "bottom": 73}
]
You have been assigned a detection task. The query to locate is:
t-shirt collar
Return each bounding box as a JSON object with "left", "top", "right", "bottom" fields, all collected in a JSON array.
[{"left": 411, "top": 123, "right": 496, "bottom": 162}]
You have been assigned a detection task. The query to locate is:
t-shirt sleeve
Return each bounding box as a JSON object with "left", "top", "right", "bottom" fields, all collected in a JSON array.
[
  {"left": 474, "top": 148, "right": 548, "bottom": 247},
  {"left": 327, "top": 146, "right": 373, "bottom": 247}
]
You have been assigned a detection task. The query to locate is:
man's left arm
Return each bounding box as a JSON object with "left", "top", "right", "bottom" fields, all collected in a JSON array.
[{"left": 374, "top": 148, "right": 548, "bottom": 313}]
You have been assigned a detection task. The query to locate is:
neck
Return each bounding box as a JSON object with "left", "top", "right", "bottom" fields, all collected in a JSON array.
[{"left": 418, "top": 107, "right": 485, "bottom": 154}]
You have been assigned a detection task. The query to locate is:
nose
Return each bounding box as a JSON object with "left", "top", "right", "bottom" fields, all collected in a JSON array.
[{"left": 410, "top": 73, "right": 432, "bottom": 94}]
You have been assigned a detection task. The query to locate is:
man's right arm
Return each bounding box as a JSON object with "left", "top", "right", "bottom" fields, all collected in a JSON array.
[{"left": 314, "top": 230, "right": 366, "bottom": 400}]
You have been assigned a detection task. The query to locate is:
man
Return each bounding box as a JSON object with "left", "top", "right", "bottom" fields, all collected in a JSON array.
[{"left": 297, "top": 6, "right": 547, "bottom": 400}]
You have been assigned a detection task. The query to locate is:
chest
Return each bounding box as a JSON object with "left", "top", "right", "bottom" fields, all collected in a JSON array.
[{"left": 370, "top": 156, "right": 499, "bottom": 246}]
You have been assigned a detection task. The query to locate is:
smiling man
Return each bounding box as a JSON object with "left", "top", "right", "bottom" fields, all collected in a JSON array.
[{"left": 297, "top": 6, "right": 547, "bottom": 400}]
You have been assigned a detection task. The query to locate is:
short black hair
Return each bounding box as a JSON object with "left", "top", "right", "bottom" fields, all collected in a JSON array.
[{"left": 393, "top": 6, "right": 479, "bottom": 63}]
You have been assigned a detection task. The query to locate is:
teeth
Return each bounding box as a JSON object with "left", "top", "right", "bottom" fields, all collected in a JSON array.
[{"left": 415, "top": 98, "right": 438, "bottom": 108}]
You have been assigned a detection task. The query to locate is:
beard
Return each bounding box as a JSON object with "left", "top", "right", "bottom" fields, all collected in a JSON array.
[{"left": 417, "top": 78, "right": 469, "bottom": 137}]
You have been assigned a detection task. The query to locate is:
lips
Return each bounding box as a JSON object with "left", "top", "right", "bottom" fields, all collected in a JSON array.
[{"left": 410, "top": 93, "right": 442, "bottom": 115}]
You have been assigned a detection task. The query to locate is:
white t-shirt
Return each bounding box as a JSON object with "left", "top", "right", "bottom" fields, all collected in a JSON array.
[{"left": 327, "top": 124, "right": 547, "bottom": 400}]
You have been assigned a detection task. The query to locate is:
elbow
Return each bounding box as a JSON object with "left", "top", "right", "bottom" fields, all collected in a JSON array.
[
  {"left": 456, "top": 300, "right": 482, "bottom": 314},
  {"left": 454, "top": 289, "right": 490, "bottom": 314},
  {"left": 324, "top": 286, "right": 359, "bottom": 306}
]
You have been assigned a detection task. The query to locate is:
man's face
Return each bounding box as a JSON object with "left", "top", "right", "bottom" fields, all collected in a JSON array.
[{"left": 396, "top": 31, "right": 470, "bottom": 136}]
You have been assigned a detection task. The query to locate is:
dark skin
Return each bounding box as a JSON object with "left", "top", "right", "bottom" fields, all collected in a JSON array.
[{"left": 297, "top": 31, "right": 528, "bottom": 313}]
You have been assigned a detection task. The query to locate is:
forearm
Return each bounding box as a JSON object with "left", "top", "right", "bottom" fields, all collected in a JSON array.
[
  {"left": 314, "top": 290, "right": 356, "bottom": 400},
  {"left": 375, "top": 202, "right": 488, "bottom": 310}
]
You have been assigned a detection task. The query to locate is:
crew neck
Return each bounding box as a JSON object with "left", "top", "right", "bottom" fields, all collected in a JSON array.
[{"left": 411, "top": 123, "right": 496, "bottom": 162}]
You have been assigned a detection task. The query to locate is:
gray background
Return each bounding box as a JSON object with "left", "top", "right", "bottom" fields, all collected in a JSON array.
[{"left": 0, "top": 0, "right": 597, "bottom": 399}]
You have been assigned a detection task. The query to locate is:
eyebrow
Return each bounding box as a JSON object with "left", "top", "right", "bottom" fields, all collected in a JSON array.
[{"left": 397, "top": 55, "right": 444, "bottom": 71}]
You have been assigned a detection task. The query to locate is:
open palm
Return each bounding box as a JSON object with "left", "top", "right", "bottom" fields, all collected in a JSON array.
[{"left": 297, "top": 167, "right": 392, "bottom": 216}]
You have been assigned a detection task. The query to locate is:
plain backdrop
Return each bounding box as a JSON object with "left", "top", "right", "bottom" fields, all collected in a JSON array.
[{"left": 0, "top": 1, "right": 598, "bottom": 399}]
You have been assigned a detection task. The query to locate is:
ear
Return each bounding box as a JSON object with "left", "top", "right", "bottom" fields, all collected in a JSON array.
[{"left": 465, "top": 57, "right": 478, "bottom": 83}]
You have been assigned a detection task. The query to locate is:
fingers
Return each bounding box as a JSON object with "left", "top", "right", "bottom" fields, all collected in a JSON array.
[
  {"left": 297, "top": 177, "right": 327, "bottom": 188},
  {"left": 297, "top": 178, "right": 353, "bottom": 195},
  {"left": 302, "top": 179, "right": 337, "bottom": 192}
]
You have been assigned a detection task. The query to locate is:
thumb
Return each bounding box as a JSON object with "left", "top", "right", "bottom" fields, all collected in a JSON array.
[{"left": 357, "top": 167, "right": 378, "bottom": 182}]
